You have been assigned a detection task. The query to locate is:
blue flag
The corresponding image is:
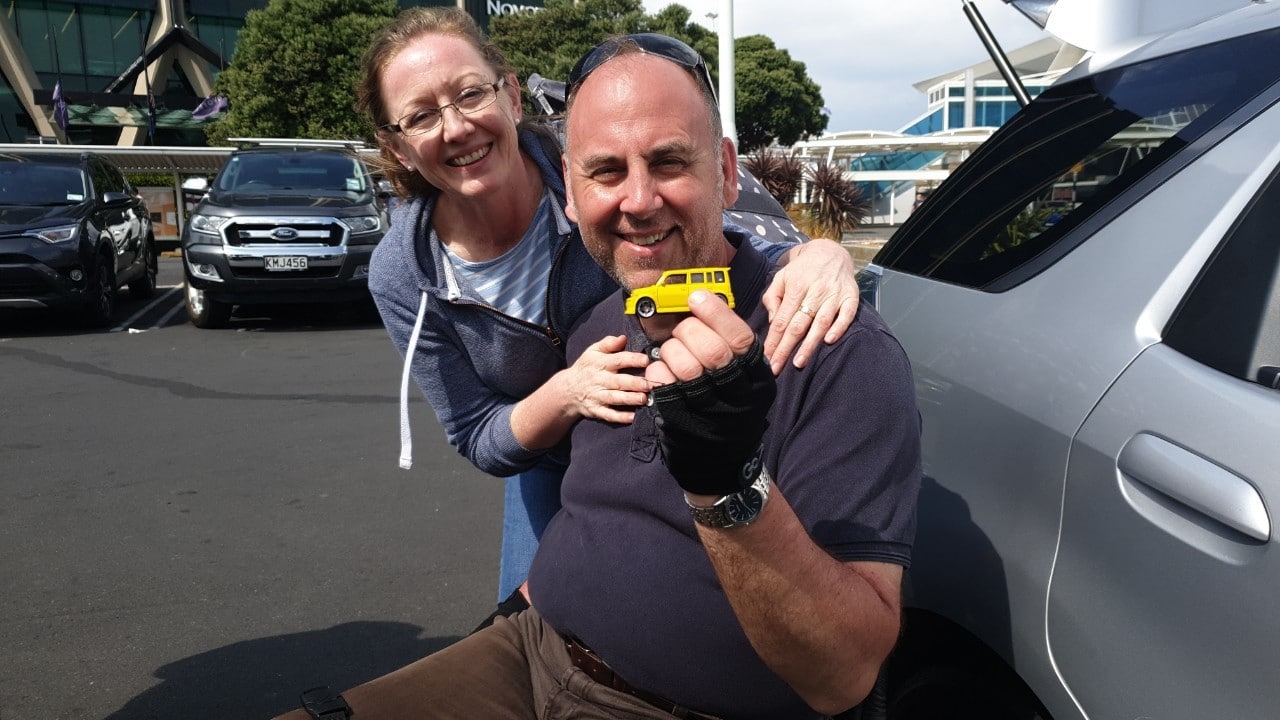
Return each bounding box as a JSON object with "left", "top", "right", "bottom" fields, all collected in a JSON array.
[{"left": 52, "top": 81, "right": 69, "bottom": 134}]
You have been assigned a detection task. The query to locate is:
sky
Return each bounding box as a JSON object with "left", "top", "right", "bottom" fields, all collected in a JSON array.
[{"left": 640, "top": 0, "right": 1051, "bottom": 134}]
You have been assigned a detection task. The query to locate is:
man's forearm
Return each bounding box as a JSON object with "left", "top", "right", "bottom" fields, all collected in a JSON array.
[{"left": 691, "top": 486, "right": 903, "bottom": 715}]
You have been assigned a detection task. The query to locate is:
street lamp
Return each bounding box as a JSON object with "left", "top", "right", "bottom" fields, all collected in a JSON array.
[{"left": 715, "top": 0, "right": 736, "bottom": 148}]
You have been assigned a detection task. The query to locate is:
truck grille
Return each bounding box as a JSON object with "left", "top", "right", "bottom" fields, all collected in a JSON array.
[{"left": 224, "top": 218, "right": 346, "bottom": 247}]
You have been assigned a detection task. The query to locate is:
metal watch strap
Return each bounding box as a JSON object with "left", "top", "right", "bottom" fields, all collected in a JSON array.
[
  {"left": 686, "top": 466, "right": 772, "bottom": 528},
  {"left": 300, "top": 686, "right": 352, "bottom": 720},
  {"left": 687, "top": 495, "right": 736, "bottom": 528}
]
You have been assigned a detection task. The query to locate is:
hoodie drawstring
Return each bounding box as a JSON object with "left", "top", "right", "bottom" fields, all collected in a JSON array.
[{"left": 399, "top": 291, "right": 430, "bottom": 469}]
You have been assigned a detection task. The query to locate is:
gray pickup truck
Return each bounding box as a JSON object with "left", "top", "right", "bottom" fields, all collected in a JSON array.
[{"left": 180, "top": 139, "right": 389, "bottom": 328}]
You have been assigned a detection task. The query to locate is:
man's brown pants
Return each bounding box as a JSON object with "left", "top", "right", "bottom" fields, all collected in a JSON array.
[{"left": 271, "top": 608, "right": 718, "bottom": 720}]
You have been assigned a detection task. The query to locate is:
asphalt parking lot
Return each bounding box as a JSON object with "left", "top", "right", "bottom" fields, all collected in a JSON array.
[{"left": 0, "top": 257, "right": 503, "bottom": 719}]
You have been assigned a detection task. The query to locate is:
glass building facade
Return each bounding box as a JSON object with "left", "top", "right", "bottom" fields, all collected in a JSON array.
[
  {"left": 791, "top": 37, "right": 1067, "bottom": 226},
  {"left": 0, "top": 0, "right": 539, "bottom": 146},
  {"left": 1, "top": 1, "right": 254, "bottom": 144},
  {"left": 900, "top": 82, "right": 1052, "bottom": 137}
]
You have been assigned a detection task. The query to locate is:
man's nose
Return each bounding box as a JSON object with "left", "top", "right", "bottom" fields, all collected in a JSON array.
[{"left": 619, "top": 169, "right": 661, "bottom": 216}]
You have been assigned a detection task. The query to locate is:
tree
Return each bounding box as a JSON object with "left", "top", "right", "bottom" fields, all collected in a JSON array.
[
  {"left": 491, "top": 0, "right": 714, "bottom": 102},
  {"left": 743, "top": 149, "right": 866, "bottom": 237},
  {"left": 491, "top": 1, "right": 825, "bottom": 150},
  {"left": 205, "top": 0, "right": 397, "bottom": 144},
  {"left": 734, "top": 35, "right": 826, "bottom": 153}
]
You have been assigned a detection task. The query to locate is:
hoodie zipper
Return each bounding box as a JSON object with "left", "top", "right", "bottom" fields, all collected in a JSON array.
[{"left": 444, "top": 231, "right": 572, "bottom": 349}]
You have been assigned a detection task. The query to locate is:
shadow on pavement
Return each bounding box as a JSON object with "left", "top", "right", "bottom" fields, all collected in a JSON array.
[
  {"left": 103, "top": 622, "right": 461, "bottom": 720},
  {"left": 219, "top": 303, "right": 384, "bottom": 333}
]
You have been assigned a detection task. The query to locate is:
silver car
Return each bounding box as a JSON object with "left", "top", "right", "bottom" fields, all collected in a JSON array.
[{"left": 863, "top": 4, "right": 1280, "bottom": 719}]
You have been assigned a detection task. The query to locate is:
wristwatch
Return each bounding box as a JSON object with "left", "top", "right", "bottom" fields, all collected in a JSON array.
[
  {"left": 300, "top": 686, "right": 352, "bottom": 720},
  {"left": 686, "top": 465, "right": 772, "bottom": 528}
]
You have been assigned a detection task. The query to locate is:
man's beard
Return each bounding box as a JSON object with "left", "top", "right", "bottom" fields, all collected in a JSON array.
[
  {"left": 584, "top": 230, "right": 721, "bottom": 293},
  {"left": 596, "top": 252, "right": 663, "bottom": 293}
]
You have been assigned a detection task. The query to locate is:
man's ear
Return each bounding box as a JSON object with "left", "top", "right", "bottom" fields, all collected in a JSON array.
[
  {"left": 720, "top": 136, "right": 739, "bottom": 209},
  {"left": 562, "top": 154, "right": 579, "bottom": 223}
]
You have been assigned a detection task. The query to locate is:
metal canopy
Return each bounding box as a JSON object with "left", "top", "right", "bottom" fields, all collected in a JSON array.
[{"left": 0, "top": 143, "right": 233, "bottom": 175}]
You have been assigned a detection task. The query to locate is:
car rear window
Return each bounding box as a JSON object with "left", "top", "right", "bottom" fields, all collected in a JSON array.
[{"left": 876, "top": 26, "right": 1280, "bottom": 290}]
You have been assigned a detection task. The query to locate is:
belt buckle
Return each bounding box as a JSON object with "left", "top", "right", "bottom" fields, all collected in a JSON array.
[{"left": 564, "top": 637, "right": 714, "bottom": 719}]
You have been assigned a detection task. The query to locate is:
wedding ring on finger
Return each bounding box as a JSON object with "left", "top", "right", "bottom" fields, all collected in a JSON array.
[{"left": 798, "top": 303, "right": 816, "bottom": 318}]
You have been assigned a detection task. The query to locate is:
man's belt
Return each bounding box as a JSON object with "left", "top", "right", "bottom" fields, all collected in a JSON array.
[{"left": 563, "top": 636, "right": 720, "bottom": 720}]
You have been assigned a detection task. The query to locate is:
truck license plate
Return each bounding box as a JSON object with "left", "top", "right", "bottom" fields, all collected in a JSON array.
[{"left": 265, "top": 256, "right": 308, "bottom": 271}]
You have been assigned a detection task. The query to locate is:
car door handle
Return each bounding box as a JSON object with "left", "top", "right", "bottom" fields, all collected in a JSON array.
[{"left": 1118, "top": 433, "right": 1270, "bottom": 542}]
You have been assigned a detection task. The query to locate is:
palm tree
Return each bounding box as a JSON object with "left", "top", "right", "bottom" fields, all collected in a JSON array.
[
  {"left": 804, "top": 159, "right": 870, "bottom": 238},
  {"left": 742, "top": 148, "right": 804, "bottom": 207}
]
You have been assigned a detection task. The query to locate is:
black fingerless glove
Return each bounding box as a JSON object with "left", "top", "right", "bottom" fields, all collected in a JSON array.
[{"left": 650, "top": 340, "right": 777, "bottom": 496}]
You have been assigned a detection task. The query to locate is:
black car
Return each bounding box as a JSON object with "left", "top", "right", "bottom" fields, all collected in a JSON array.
[
  {"left": 0, "top": 152, "right": 157, "bottom": 326},
  {"left": 180, "top": 139, "right": 389, "bottom": 328}
]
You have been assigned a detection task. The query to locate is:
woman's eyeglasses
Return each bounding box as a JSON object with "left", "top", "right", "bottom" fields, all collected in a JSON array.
[
  {"left": 567, "top": 34, "right": 716, "bottom": 103},
  {"left": 381, "top": 77, "right": 505, "bottom": 136}
]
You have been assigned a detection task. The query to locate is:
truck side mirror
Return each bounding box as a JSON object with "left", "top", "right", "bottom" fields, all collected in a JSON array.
[{"left": 181, "top": 176, "right": 209, "bottom": 199}]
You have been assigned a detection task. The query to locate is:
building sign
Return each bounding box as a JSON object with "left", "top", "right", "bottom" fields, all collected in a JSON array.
[
  {"left": 488, "top": 0, "right": 542, "bottom": 15},
  {"left": 465, "top": 0, "right": 543, "bottom": 29}
]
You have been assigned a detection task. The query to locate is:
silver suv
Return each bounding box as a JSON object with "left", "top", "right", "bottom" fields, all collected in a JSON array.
[
  {"left": 863, "top": 4, "right": 1280, "bottom": 719},
  {"left": 181, "top": 139, "right": 388, "bottom": 328}
]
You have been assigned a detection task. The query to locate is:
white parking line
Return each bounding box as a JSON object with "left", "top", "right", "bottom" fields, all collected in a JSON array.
[
  {"left": 152, "top": 291, "right": 188, "bottom": 329},
  {"left": 111, "top": 284, "right": 182, "bottom": 333}
]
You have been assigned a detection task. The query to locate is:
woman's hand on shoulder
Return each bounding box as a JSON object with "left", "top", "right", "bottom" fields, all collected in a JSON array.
[
  {"left": 762, "top": 238, "right": 860, "bottom": 374},
  {"left": 562, "top": 334, "right": 652, "bottom": 424}
]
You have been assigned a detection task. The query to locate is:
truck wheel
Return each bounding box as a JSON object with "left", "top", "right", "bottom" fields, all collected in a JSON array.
[
  {"left": 636, "top": 297, "right": 657, "bottom": 318},
  {"left": 128, "top": 239, "right": 158, "bottom": 299},
  {"left": 185, "top": 279, "right": 232, "bottom": 328},
  {"left": 81, "top": 253, "right": 116, "bottom": 327}
]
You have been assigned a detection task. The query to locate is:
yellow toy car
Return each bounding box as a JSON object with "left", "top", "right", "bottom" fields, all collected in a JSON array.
[{"left": 624, "top": 267, "right": 734, "bottom": 318}]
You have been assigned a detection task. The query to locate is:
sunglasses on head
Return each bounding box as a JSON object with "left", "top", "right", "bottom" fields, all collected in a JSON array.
[{"left": 566, "top": 33, "right": 717, "bottom": 103}]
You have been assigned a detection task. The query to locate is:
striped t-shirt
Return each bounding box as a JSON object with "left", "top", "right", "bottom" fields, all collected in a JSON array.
[{"left": 444, "top": 187, "right": 558, "bottom": 326}]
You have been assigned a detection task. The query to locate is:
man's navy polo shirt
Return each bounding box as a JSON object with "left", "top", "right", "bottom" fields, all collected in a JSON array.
[{"left": 529, "top": 231, "right": 921, "bottom": 719}]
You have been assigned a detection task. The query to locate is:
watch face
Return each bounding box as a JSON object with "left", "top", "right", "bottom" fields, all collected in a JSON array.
[{"left": 726, "top": 487, "right": 764, "bottom": 524}]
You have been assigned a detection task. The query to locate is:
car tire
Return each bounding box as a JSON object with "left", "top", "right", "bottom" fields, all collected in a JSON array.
[
  {"left": 636, "top": 297, "right": 657, "bottom": 318},
  {"left": 184, "top": 279, "right": 232, "bottom": 329},
  {"left": 128, "top": 238, "right": 158, "bottom": 299},
  {"left": 886, "top": 659, "right": 1046, "bottom": 720},
  {"left": 80, "top": 252, "right": 116, "bottom": 327}
]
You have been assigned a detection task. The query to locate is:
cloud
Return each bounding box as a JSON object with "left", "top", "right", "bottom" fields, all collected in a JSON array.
[{"left": 643, "top": 0, "right": 1049, "bottom": 132}]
